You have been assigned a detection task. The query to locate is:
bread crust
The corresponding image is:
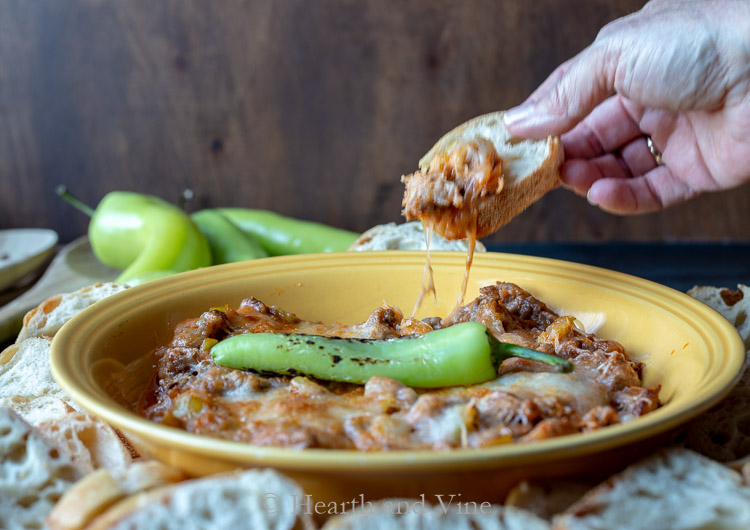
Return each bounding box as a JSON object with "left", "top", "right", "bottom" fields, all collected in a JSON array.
[
  {"left": 552, "top": 449, "right": 750, "bottom": 529},
  {"left": 477, "top": 135, "right": 561, "bottom": 237},
  {"left": 17, "top": 282, "right": 128, "bottom": 343},
  {"left": 47, "top": 462, "right": 185, "bottom": 530},
  {"left": 82, "top": 469, "right": 315, "bottom": 530}
]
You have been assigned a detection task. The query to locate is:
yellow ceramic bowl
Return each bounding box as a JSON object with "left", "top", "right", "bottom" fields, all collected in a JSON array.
[{"left": 51, "top": 251, "right": 744, "bottom": 504}]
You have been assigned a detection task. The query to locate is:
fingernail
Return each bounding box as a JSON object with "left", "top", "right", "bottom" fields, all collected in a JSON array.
[
  {"left": 586, "top": 189, "right": 598, "bottom": 206},
  {"left": 503, "top": 103, "right": 536, "bottom": 128}
]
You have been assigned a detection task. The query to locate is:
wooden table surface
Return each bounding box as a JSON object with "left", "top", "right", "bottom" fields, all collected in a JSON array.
[{"left": 1, "top": 0, "right": 748, "bottom": 245}]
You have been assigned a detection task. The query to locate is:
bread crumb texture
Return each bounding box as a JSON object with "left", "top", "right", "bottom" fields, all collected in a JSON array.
[
  {"left": 321, "top": 498, "right": 550, "bottom": 530},
  {"left": 0, "top": 408, "right": 80, "bottom": 530},
  {"left": 505, "top": 479, "right": 594, "bottom": 521},
  {"left": 88, "top": 469, "right": 314, "bottom": 530},
  {"left": 552, "top": 449, "right": 750, "bottom": 530},
  {"left": 37, "top": 412, "right": 133, "bottom": 474},
  {"left": 688, "top": 284, "right": 749, "bottom": 352},
  {"left": 677, "top": 285, "right": 750, "bottom": 463},
  {"left": 0, "top": 337, "right": 79, "bottom": 425},
  {"left": 348, "top": 222, "right": 486, "bottom": 252}
]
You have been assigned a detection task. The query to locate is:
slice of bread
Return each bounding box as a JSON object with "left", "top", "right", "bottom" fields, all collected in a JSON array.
[
  {"left": 0, "top": 337, "right": 76, "bottom": 424},
  {"left": 688, "top": 285, "right": 749, "bottom": 343},
  {"left": 348, "top": 222, "right": 487, "bottom": 252},
  {"left": 688, "top": 284, "right": 749, "bottom": 379},
  {"left": 673, "top": 386, "right": 750, "bottom": 464},
  {"left": 16, "top": 282, "right": 128, "bottom": 343},
  {"left": 0, "top": 395, "right": 76, "bottom": 426},
  {"left": 0, "top": 338, "right": 136, "bottom": 470},
  {"left": 405, "top": 111, "right": 562, "bottom": 238},
  {"left": 0, "top": 407, "right": 82, "bottom": 530},
  {"left": 675, "top": 284, "right": 750, "bottom": 465},
  {"left": 504, "top": 479, "right": 594, "bottom": 521},
  {"left": 36, "top": 411, "right": 134, "bottom": 474},
  {"left": 321, "top": 498, "right": 550, "bottom": 529},
  {"left": 552, "top": 449, "right": 750, "bottom": 530},
  {"left": 47, "top": 461, "right": 185, "bottom": 530},
  {"left": 83, "top": 468, "right": 315, "bottom": 530}
]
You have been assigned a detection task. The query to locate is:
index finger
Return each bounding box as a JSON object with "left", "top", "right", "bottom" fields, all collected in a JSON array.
[
  {"left": 561, "top": 95, "right": 643, "bottom": 159},
  {"left": 519, "top": 56, "right": 578, "bottom": 107}
]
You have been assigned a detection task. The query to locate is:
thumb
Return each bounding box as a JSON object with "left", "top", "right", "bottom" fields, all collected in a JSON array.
[{"left": 504, "top": 44, "right": 619, "bottom": 139}]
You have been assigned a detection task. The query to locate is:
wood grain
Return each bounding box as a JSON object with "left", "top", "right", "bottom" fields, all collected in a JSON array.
[{"left": 1, "top": 0, "right": 748, "bottom": 244}]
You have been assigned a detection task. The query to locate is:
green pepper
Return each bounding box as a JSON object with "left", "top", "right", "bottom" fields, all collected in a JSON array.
[
  {"left": 210, "top": 321, "right": 573, "bottom": 388},
  {"left": 217, "top": 208, "right": 358, "bottom": 255},
  {"left": 58, "top": 187, "right": 212, "bottom": 283},
  {"left": 191, "top": 209, "right": 268, "bottom": 264}
]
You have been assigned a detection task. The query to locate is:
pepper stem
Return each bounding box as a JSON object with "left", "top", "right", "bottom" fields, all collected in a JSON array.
[
  {"left": 56, "top": 185, "right": 95, "bottom": 217},
  {"left": 177, "top": 189, "right": 194, "bottom": 210},
  {"left": 487, "top": 333, "right": 574, "bottom": 373}
]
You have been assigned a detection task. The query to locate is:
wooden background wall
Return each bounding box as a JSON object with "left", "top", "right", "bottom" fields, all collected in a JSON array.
[{"left": 1, "top": 0, "right": 748, "bottom": 244}]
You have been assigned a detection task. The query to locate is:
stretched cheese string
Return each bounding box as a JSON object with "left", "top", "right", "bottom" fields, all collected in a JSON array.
[
  {"left": 449, "top": 222, "right": 477, "bottom": 320},
  {"left": 411, "top": 223, "right": 436, "bottom": 318},
  {"left": 409, "top": 138, "right": 502, "bottom": 319},
  {"left": 410, "top": 216, "right": 477, "bottom": 320}
]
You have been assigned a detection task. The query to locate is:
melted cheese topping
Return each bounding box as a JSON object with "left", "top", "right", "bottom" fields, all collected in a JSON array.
[
  {"left": 137, "top": 284, "right": 661, "bottom": 450},
  {"left": 402, "top": 138, "right": 503, "bottom": 314}
]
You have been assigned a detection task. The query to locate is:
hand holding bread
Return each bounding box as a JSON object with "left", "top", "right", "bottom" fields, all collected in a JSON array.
[{"left": 503, "top": 0, "right": 750, "bottom": 214}]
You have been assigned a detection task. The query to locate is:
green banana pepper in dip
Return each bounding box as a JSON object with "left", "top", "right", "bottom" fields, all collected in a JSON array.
[
  {"left": 210, "top": 321, "right": 573, "bottom": 388},
  {"left": 59, "top": 188, "right": 212, "bottom": 283},
  {"left": 218, "top": 208, "right": 358, "bottom": 255}
]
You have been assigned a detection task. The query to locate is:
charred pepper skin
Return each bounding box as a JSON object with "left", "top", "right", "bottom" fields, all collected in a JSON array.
[
  {"left": 217, "top": 208, "right": 359, "bottom": 255},
  {"left": 191, "top": 209, "right": 268, "bottom": 264},
  {"left": 88, "top": 192, "right": 212, "bottom": 283},
  {"left": 210, "top": 321, "right": 573, "bottom": 388}
]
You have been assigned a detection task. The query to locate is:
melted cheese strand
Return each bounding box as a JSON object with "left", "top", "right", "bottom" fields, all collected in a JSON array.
[{"left": 411, "top": 223, "right": 437, "bottom": 318}]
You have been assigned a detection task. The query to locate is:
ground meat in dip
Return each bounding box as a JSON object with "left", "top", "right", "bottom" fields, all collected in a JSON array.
[{"left": 138, "top": 282, "right": 660, "bottom": 450}]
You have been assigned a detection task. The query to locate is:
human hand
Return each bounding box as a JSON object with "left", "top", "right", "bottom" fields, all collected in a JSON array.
[{"left": 503, "top": 0, "right": 750, "bottom": 214}]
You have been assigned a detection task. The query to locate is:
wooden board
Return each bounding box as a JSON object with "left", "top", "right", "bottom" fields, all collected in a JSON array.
[{"left": 0, "top": 237, "right": 118, "bottom": 343}]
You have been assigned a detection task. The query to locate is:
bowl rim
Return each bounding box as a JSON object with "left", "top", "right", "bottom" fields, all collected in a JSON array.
[{"left": 50, "top": 251, "right": 745, "bottom": 472}]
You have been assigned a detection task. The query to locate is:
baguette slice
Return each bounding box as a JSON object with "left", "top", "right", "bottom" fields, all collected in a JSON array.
[
  {"left": 552, "top": 449, "right": 750, "bottom": 530},
  {"left": 673, "top": 386, "right": 750, "bottom": 464},
  {"left": 36, "top": 411, "right": 134, "bottom": 474},
  {"left": 348, "top": 221, "right": 487, "bottom": 252},
  {"left": 0, "top": 339, "right": 136, "bottom": 468},
  {"left": 0, "top": 407, "right": 82, "bottom": 530},
  {"left": 402, "top": 111, "right": 562, "bottom": 239},
  {"left": 688, "top": 284, "right": 749, "bottom": 370},
  {"left": 0, "top": 337, "right": 77, "bottom": 424},
  {"left": 322, "top": 498, "right": 550, "bottom": 529},
  {"left": 47, "top": 461, "right": 185, "bottom": 530},
  {"left": 679, "top": 284, "right": 750, "bottom": 465},
  {"left": 83, "top": 468, "right": 315, "bottom": 530},
  {"left": 504, "top": 479, "right": 593, "bottom": 521},
  {"left": 16, "top": 282, "right": 128, "bottom": 343}
]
